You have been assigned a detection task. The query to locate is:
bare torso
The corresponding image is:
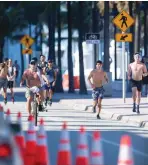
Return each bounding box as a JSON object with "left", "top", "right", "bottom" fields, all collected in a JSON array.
[
  {"left": 24, "top": 69, "right": 41, "bottom": 88},
  {"left": 90, "top": 69, "right": 106, "bottom": 87},
  {"left": 130, "top": 62, "right": 145, "bottom": 81},
  {"left": 0, "top": 64, "right": 8, "bottom": 79}
]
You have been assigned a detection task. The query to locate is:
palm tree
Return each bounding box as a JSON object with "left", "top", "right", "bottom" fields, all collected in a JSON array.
[
  {"left": 134, "top": 2, "right": 141, "bottom": 53},
  {"left": 48, "top": 2, "right": 56, "bottom": 62},
  {"left": 113, "top": 3, "right": 118, "bottom": 79},
  {"left": 129, "top": 2, "right": 134, "bottom": 62},
  {"left": 55, "top": 2, "right": 64, "bottom": 93},
  {"left": 103, "top": 1, "right": 110, "bottom": 72},
  {"left": 67, "top": 1, "right": 74, "bottom": 93},
  {"left": 78, "top": 1, "right": 87, "bottom": 94},
  {"left": 144, "top": 2, "right": 148, "bottom": 56}
]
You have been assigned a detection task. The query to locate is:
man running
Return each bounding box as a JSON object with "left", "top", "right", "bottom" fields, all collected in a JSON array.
[
  {"left": 0, "top": 58, "right": 8, "bottom": 104},
  {"left": 38, "top": 54, "right": 47, "bottom": 69},
  {"left": 128, "top": 53, "right": 147, "bottom": 114},
  {"left": 20, "top": 59, "right": 50, "bottom": 115},
  {"left": 43, "top": 59, "right": 57, "bottom": 106},
  {"left": 7, "top": 59, "right": 16, "bottom": 102},
  {"left": 88, "top": 60, "right": 108, "bottom": 119}
]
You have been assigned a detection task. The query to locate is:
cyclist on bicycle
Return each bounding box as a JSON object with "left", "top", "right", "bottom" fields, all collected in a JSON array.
[
  {"left": 20, "top": 59, "right": 50, "bottom": 115},
  {"left": 43, "top": 59, "right": 57, "bottom": 106}
]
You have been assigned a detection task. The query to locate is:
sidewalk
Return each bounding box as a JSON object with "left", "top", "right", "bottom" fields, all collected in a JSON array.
[
  {"left": 5, "top": 87, "right": 148, "bottom": 128},
  {"left": 58, "top": 89, "right": 148, "bottom": 128}
]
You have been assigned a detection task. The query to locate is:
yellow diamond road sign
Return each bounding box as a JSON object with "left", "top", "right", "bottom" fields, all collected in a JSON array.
[
  {"left": 112, "top": 10, "right": 135, "bottom": 32},
  {"left": 22, "top": 48, "right": 33, "bottom": 55},
  {"left": 20, "top": 35, "right": 34, "bottom": 47},
  {"left": 115, "top": 33, "right": 132, "bottom": 42}
]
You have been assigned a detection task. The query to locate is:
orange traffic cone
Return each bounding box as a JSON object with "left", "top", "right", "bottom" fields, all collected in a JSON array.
[
  {"left": 0, "top": 104, "right": 4, "bottom": 119},
  {"left": 57, "top": 122, "right": 72, "bottom": 165},
  {"left": 25, "top": 115, "right": 36, "bottom": 165},
  {"left": 75, "top": 126, "right": 89, "bottom": 165},
  {"left": 15, "top": 112, "right": 26, "bottom": 164},
  {"left": 118, "top": 135, "right": 134, "bottom": 165},
  {"left": 5, "top": 108, "right": 11, "bottom": 123},
  {"left": 90, "top": 131, "right": 104, "bottom": 165},
  {"left": 35, "top": 118, "right": 50, "bottom": 165}
]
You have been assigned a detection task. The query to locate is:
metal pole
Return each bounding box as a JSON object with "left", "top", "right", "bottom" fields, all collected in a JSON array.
[{"left": 122, "top": 32, "right": 126, "bottom": 103}]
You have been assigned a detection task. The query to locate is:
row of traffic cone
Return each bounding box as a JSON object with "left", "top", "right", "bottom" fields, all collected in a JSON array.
[
  {"left": 2, "top": 106, "right": 49, "bottom": 165},
  {"left": 57, "top": 122, "right": 134, "bottom": 165},
  {"left": 2, "top": 105, "right": 134, "bottom": 165}
]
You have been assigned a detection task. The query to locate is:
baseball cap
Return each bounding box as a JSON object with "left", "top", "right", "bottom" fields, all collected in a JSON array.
[
  {"left": 30, "top": 60, "right": 36, "bottom": 65},
  {"left": 31, "top": 57, "right": 38, "bottom": 62},
  {"left": 48, "top": 59, "right": 53, "bottom": 63}
]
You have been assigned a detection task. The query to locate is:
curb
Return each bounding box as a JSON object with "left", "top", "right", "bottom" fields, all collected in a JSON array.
[{"left": 60, "top": 100, "right": 148, "bottom": 128}]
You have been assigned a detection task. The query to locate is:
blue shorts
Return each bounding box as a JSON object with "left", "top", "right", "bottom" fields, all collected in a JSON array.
[
  {"left": 43, "top": 82, "right": 55, "bottom": 92},
  {"left": 92, "top": 87, "right": 105, "bottom": 100}
]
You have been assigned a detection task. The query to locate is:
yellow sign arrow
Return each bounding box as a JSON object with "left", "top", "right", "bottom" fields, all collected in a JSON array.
[
  {"left": 22, "top": 48, "right": 33, "bottom": 54},
  {"left": 115, "top": 33, "right": 133, "bottom": 42}
]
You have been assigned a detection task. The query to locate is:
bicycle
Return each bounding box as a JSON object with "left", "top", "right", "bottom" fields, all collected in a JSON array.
[{"left": 30, "top": 86, "right": 47, "bottom": 126}]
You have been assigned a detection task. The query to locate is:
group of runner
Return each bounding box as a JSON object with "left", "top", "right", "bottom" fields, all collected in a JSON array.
[
  {"left": 0, "top": 54, "right": 57, "bottom": 115},
  {"left": 0, "top": 52, "right": 147, "bottom": 119},
  {"left": 88, "top": 52, "right": 148, "bottom": 119},
  {"left": 20, "top": 55, "right": 58, "bottom": 114},
  {"left": 0, "top": 58, "right": 19, "bottom": 104}
]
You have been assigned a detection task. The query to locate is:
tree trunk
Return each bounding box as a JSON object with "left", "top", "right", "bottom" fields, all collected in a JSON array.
[
  {"left": 134, "top": 2, "right": 141, "bottom": 53},
  {"left": 55, "top": 2, "right": 64, "bottom": 93},
  {"left": 103, "top": 1, "right": 110, "bottom": 72},
  {"left": 51, "top": 5, "right": 56, "bottom": 63},
  {"left": 20, "top": 44, "right": 24, "bottom": 76},
  {"left": 0, "top": 39, "right": 4, "bottom": 63},
  {"left": 144, "top": 5, "right": 148, "bottom": 56},
  {"left": 29, "top": 23, "right": 31, "bottom": 62},
  {"left": 67, "top": 1, "right": 74, "bottom": 93},
  {"left": 48, "top": 4, "right": 56, "bottom": 62},
  {"left": 78, "top": 2, "right": 87, "bottom": 94},
  {"left": 48, "top": 15, "right": 52, "bottom": 60},
  {"left": 40, "top": 24, "right": 43, "bottom": 54},
  {"left": 129, "top": 2, "right": 134, "bottom": 62},
  {"left": 92, "top": 2, "right": 98, "bottom": 66}
]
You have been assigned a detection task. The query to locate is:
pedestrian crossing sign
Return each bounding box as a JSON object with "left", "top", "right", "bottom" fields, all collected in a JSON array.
[
  {"left": 112, "top": 10, "right": 135, "bottom": 32},
  {"left": 22, "top": 48, "right": 33, "bottom": 54},
  {"left": 20, "top": 35, "right": 34, "bottom": 47},
  {"left": 115, "top": 33, "right": 132, "bottom": 42}
]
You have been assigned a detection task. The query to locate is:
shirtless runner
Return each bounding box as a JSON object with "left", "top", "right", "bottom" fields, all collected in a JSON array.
[
  {"left": 0, "top": 58, "right": 8, "bottom": 104},
  {"left": 88, "top": 60, "right": 108, "bottom": 119},
  {"left": 20, "top": 59, "right": 50, "bottom": 115},
  {"left": 128, "top": 53, "right": 147, "bottom": 114}
]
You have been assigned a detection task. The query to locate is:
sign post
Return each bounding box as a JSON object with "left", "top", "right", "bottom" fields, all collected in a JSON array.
[
  {"left": 122, "top": 32, "right": 126, "bottom": 103},
  {"left": 112, "top": 10, "right": 135, "bottom": 103}
]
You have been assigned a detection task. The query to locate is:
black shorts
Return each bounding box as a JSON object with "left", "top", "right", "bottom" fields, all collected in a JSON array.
[
  {"left": 44, "top": 82, "right": 55, "bottom": 92},
  {"left": 7, "top": 81, "right": 14, "bottom": 89},
  {"left": 131, "top": 79, "right": 142, "bottom": 92}
]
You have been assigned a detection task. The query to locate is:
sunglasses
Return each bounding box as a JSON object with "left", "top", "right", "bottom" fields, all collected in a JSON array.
[{"left": 30, "top": 62, "right": 36, "bottom": 65}]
